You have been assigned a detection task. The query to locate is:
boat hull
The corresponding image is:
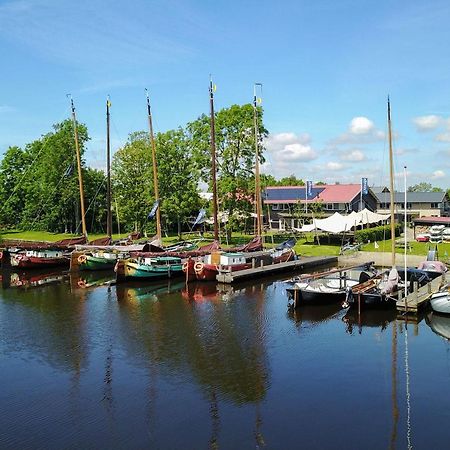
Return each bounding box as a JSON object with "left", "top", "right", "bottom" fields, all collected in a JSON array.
[
  {"left": 79, "top": 255, "right": 117, "bottom": 271},
  {"left": 430, "top": 292, "right": 450, "bottom": 314},
  {"left": 287, "top": 287, "right": 348, "bottom": 305},
  {"left": 10, "top": 254, "right": 70, "bottom": 269},
  {"left": 116, "top": 259, "right": 183, "bottom": 282}
]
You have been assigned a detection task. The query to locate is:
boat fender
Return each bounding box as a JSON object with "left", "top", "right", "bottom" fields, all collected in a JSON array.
[
  {"left": 77, "top": 279, "right": 87, "bottom": 289},
  {"left": 194, "top": 261, "right": 204, "bottom": 273},
  {"left": 78, "top": 254, "right": 87, "bottom": 264}
]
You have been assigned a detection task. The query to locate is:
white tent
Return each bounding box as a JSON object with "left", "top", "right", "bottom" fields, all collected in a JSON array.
[{"left": 293, "top": 209, "right": 390, "bottom": 233}]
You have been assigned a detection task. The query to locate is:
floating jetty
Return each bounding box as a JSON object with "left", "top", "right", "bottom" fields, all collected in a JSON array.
[
  {"left": 397, "top": 274, "right": 445, "bottom": 314},
  {"left": 216, "top": 256, "right": 337, "bottom": 284}
]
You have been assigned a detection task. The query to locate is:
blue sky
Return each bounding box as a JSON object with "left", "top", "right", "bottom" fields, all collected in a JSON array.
[{"left": 1, "top": 0, "right": 450, "bottom": 188}]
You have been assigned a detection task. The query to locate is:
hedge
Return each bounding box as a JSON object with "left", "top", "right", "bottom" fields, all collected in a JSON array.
[{"left": 355, "top": 224, "right": 402, "bottom": 244}]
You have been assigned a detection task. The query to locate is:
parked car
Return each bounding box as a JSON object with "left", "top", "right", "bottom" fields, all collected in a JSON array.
[{"left": 416, "top": 233, "right": 430, "bottom": 242}]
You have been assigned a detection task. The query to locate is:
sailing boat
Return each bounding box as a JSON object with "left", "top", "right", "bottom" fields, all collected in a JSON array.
[{"left": 344, "top": 99, "right": 404, "bottom": 308}]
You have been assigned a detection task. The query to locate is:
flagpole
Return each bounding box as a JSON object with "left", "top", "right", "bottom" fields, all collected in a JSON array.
[
  {"left": 146, "top": 89, "right": 162, "bottom": 242},
  {"left": 68, "top": 95, "right": 87, "bottom": 239},
  {"left": 209, "top": 77, "right": 219, "bottom": 242},
  {"left": 253, "top": 83, "right": 263, "bottom": 238},
  {"left": 106, "top": 96, "right": 112, "bottom": 239}
]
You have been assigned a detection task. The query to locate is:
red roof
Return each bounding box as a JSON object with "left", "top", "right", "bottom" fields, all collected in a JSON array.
[
  {"left": 317, "top": 184, "right": 361, "bottom": 202},
  {"left": 412, "top": 216, "right": 450, "bottom": 225}
]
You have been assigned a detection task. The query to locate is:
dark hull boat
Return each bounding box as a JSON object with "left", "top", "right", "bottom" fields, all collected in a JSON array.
[
  {"left": 344, "top": 267, "right": 432, "bottom": 310},
  {"left": 286, "top": 263, "right": 377, "bottom": 307}
]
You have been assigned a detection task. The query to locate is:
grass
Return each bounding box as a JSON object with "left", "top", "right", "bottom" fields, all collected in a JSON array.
[{"left": 0, "top": 230, "right": 129, "bottom": 242}]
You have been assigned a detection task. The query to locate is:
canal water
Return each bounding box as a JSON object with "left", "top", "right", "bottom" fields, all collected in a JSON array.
[{"left": 1, "top": 269, "right": 450, "bottom": 449}]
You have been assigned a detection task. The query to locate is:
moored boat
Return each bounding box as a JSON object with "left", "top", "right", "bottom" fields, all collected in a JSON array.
[
  {"left": 429, "top": 287, "right": 450, "bottom": 314},
  {"left": 193, "top": 245, "right": 295, "bottom": 281},
  {"left": 10, "top": 249, "right": 70, "bottom": 269},
  {"left": 115, "top": 256, "right": 183, "bottom": 282}
]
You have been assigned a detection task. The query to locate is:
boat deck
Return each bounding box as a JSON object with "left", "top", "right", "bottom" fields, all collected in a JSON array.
[{"left": 216, "top": 256, "right": 337, "bottom": 284}]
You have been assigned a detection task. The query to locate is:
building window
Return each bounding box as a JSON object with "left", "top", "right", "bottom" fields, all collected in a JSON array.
[
  {"left": 333, "top": 203, "right": 339, "bottom": 210},
  {"left": 272, "top": 204, "right": 279, "bottom": 210},
  {"left": 431, "top": 203, "right": 440, "bottom": 208},
  {"left": 326, "top": 203, "right": 333, "bottom": 210}
]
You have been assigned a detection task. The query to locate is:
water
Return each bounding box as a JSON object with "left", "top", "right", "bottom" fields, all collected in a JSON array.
[{"left": 1, "top": 269, "right": 450, "bottom": 449}]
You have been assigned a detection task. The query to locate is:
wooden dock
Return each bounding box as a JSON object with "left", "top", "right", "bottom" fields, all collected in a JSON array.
[
  {"left": 396, "top": 274, "right": 445, "bottom": 314},
  {"left": 216, "top": 256, "right": 337, "bottom": 284}
]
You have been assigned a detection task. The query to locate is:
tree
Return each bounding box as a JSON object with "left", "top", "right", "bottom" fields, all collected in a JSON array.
[
  {"left": 156, "top": 128, "right": 201, "bottom": 237},
  {"left": 408, "top": 182, "right": 443, "bottom": 192},
  {"left": 0, "top": 120, "right": 89, "bottom": 231},
  {"left": 187, "top": 104, "right": 268, "bottom": 235},
  {"left": 0, "top": 146, "right": 30, "bottom": 227},
  {"left": 278, "top": 175, "right": 304, "bottom": 186},
  {"left": 112, "top": 129, "right": 201, "bottom": 236},
  {"left": 112, "top": 131, "right": 154, "bottom": 233}
]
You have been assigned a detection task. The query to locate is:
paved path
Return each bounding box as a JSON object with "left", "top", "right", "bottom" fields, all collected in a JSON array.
[{"left": 339, "top": 251, "right": 425, "bottom": 267}]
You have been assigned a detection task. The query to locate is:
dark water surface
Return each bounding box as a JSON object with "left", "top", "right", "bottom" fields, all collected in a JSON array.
[{"left": 1, "top": 270, "right": 450, "bottom": 449}]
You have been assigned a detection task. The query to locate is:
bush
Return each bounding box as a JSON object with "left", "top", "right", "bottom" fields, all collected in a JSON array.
[{"left": 355, "top": 224, "right": 401, "bottom": 244}]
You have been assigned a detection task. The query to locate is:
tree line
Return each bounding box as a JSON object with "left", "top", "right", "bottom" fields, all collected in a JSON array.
[{"left": 0, "top": 104, "right": 273, "bottom": 236}]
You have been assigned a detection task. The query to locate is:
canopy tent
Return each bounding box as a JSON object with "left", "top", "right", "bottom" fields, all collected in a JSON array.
[{"left": 293, "top": 209, "right": 390, "bottom": 234}]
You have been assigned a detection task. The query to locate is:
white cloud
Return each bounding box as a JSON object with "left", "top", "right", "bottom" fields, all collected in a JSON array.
[
  {"left": 331, "top": 116, "right": 384, "bottom": 145},
  {"left": 413, "top": 115, "right": 443, "bottom": 132},
  {"left": 431, "top": 170, "right": 445, "bottom": 179},
  {"left": 435, "top": 132, "right": 450, "bottom": 142},
  {"left": 349, "top": 117, "right": 374, "bottom": 135},
  {"left": 265, "top": 132, "right": 317, "bottom": 161},
  {"left": 326, "top": 162, "right": 344, "bottom": 171},
  {"left": 340, "top": 149, "right": 366, "bottom": 161}
]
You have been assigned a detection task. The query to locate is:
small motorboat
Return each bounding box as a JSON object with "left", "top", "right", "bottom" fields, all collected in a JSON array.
[
  {"left": 430, "top": 286, "right": 450, "bottom": 314},
  {"left": 286, "top": 263, "right": 377, "bottom": 307}
]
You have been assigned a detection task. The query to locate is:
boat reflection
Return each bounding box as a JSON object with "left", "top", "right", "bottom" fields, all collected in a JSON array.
[
  {"left": 342, "top": 308, "right": 397, "bottom": 335},
  {"left": 425, "top": 312, "right": 450, "bottom": 341},
  {"left": 1, "top": 268, "right": 67, "bottom": 289},
  {"left": 114, "top": 281, "right": 269, "bottom": 406},
  {"left": 288, "top": 303, "right": 343, "bottom": 328},
  {"left": 116, "top": 280, "right": 186, "bottom": 303}
]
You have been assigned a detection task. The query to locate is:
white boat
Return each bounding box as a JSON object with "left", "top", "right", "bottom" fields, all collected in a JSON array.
[{"left": 430, "top": 288, "right": 450, "bottom": 314}]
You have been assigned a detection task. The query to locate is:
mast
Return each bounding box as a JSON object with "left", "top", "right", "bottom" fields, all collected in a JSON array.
[
  {"left": 145, "top": 89, "right": 162, "bottom": 242},
  {"left": 387, "top": 97, "right": 396, "bottom": 266},
  {"left": 69, "top": 96, "right": 87, "bottom": 238},
  {"left": 106, "top": 96, "right": 112, "bottom": 238},
  {"left": 209, "top": 77, "right": 219, "bottom": 241},
  {"left": 253, "top": 83, "right": 263, "bottom": 238}
]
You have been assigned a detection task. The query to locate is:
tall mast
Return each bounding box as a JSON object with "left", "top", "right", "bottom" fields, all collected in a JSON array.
[
  {"left": 253, "top": 83, "right": 263, "bottom": 238},
  {"left": 106, "top": 96, "right": 112, "bottom": 238},
  {"left": 387, "top": 96, "right": 396, "bottom": 266},
  {"left": 209, "top": 77, "right": 219, "bottom": 241},
  {"left": 69, "top": 96, "right": 87, "bottom": 238},
  {"left": 146, "top": 89, "right": 162, "bottom": 242}
]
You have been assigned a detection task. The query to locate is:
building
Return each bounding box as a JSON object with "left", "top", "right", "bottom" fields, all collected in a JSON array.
[
  {"left": 264, "top": 184, "right": 378, "bottom": 231},
  {"left": 372, "top": 187, "right": 450, "bottom": 221}
]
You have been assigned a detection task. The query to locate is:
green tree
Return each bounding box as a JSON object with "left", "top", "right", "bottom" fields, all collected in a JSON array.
[
  {"left": 0, "top": 146, "right": 30, "bottom": 227},
  {"left": 83, "top": 168, "right": 107, "bottom": 234},
  {"left": 408, "top": 182, "right": 443, "bottom": 192},
  {"left": 156, "top": 128, "right": 201, "bottom": 237},
  {"left": 187, "top": 103, "right": 268, "bottom": 234},
  {"left": 112, "top": 131, "right": 153, "bottom": 233},
  {"left": 278, "top": 175, "right": 304, "bottom": 186},
  {"left": 18, "top": 119, "right": 89, "bottom": 232}
]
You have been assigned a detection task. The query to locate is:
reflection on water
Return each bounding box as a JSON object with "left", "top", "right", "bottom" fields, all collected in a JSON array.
[
  {"left": 1, "top": 272, "right": 450, "bottom": 448},
  {"left": 426, "top": 312, "right": 450, "bottom": 341}
]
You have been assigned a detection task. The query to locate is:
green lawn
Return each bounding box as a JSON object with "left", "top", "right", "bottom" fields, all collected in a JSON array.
[{"left": 0, "top": 230, "right": 129, "bottom": 242}]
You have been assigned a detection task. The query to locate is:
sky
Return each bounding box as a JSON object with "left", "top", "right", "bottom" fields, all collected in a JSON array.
[{"left": 1, "top": 0, "right": 450, "bottom": 189}]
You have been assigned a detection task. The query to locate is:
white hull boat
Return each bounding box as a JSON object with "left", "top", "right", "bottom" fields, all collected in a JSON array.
[{"left": 430, "top": 290, "right": 450, "bottom": 314}]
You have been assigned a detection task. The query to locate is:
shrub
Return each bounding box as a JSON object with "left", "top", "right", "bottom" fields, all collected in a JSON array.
[{"left": 355, "top": 224, "right": 401, "bottom": 244}]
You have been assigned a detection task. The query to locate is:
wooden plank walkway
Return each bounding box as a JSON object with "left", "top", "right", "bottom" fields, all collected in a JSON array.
[
  {"left": 396, "top": 274, "right": 446, "bottom": 313},
  {"left": 216, "top": 256, "right": 337, "bottom": 284}
]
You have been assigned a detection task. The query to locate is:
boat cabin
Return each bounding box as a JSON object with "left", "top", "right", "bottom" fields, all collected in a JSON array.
[
  {"left": 25, "top": 249, "right": 63, "bottom": 258},
  {"left": 141, "top": 256, "right": 182, "bottom": 266},
  {"left": 205, "top": 252, "right": 247, "bottom": 266}
]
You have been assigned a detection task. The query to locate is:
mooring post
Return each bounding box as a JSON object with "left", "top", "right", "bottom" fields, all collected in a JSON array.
[{"left": 252, "top": 258, "right": 255, "bottom": 269}]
